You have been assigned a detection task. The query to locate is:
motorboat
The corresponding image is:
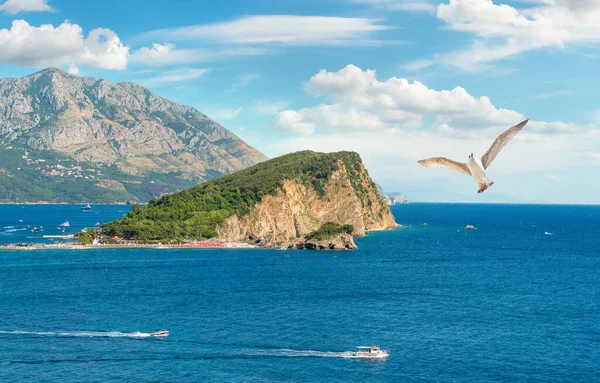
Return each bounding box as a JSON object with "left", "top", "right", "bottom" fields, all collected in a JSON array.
[
  {"left": 150, "top": 330, "right": 169, "bottom": 338},
  {"left": 81, "top": 204, "right": 92, "bottom": 210},
  {"left": 60, "top": 221, "right": 70, "bottom": 227},
  {"left": 354, "top": 345, "right": 389, "bottom": 359}
]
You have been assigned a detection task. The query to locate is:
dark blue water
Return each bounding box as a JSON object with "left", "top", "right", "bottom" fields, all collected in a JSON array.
[{"left": 1, "top": 204, "right": 599, "bottom": 382}]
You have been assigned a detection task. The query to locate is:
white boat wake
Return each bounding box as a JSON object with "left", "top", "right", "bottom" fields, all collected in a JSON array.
[
  {"left": 248, "top": 348, "right": 355, "bottom": 359},
  {"left": 1, "top": 228, "right": 27, "bottom": 234},
  {"left": 0, "top": 330, "right": 153, "bottom": 338},
  {"left": 0, "top": 331, "right": 383, "bottom": 360}
]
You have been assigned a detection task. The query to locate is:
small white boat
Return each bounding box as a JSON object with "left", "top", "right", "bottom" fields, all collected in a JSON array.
[
  {"left": 354, "top": 345, "right": 389, "bottom": 359},
  {"left": 81, "top": 204, "right": 92, "bottom": 210},
  {"left": 150, "top": 330, "right": 169, "bottom": 338},
  {"left": 60, "top": 221, "right": 70, "bottom": 227}
]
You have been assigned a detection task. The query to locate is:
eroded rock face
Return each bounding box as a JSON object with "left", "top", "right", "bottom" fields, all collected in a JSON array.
[
  {"left": 0, "top": 68, "right": 267, "bottom": 182},
  {"left": 282, "top": 233, "right": 358, "bottom": 251},
  {"left": 216, "top": 161, "right": 397, "bottom": 248}
]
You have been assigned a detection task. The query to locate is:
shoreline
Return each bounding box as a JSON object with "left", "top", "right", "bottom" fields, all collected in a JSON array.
[
  {"left": 2, "top": 227, "right": 400, "bottom": 251},
  {"left": 0, "top": 202, "right": 134, "bottom": 205},
  {"left": 0, "top": 241, "right": 258, "bottom": 250}
]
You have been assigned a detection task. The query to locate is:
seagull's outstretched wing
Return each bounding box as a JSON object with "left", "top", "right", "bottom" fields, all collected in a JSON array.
[
  {"left": 418, "top": 157, "right": 471, "bottom": 175},
  {"left": 481, "top": 119, "right": 529, "bottom": 169}
]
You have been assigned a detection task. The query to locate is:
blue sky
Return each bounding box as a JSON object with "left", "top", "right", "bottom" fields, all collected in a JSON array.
[{"left": 1, "top": 0, "right": 599, "bottom": 203}]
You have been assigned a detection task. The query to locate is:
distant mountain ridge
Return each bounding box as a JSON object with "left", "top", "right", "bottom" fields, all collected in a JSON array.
[
  {"left": 376, "top": 184, "right": 409, "bottom": 205},
  {"left": 0, "top": 68, "right": 267, "bottom": 202}
]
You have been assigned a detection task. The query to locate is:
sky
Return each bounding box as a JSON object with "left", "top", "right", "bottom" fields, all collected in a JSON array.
[{"left": 0, "top": 0, "right": 599, "bottom": 204}]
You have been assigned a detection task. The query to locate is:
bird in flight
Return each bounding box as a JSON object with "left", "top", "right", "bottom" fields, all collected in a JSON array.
[{"left": 417, "top": 120, "right": 529, "bottom": 194}]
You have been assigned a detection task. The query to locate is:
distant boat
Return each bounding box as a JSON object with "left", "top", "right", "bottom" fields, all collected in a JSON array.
[
  {"left": 60, "top": 221, "right": 70, "bottom": 227},
  {"left": 31, "top": 227, "right": 38, "bottom": 232},
  {"left": 81, "top": 204, "right": 92, "bottom": 210},
  {"left": 354, "top": 345, "right": 389, "bottom": 359},
  {"left": 150, "top": 330, "right": 169, "bottom": 338}
]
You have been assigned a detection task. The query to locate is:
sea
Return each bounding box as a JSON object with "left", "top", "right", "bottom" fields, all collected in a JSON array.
[{"left": 0, "top": 203, "right": 599, "bottom": 382}]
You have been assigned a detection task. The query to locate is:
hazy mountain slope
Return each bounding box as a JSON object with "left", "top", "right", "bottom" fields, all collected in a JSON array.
[{"left": 0, "top": 68, "right": 267, "bottom": 202}]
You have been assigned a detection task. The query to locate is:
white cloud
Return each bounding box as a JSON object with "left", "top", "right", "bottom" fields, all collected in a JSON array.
[
  {"left": 0, "top": 0, "right": 51, "bottom": 14},
  {"left": 525, "top": 120, "right": 594, "bottom": 135},
  {"left": 207, "top": 107, "right": 242, "bottom": 120},
  {"left": 260, "top": 123, "right": 600, "bottom": 203},
  {"left": 130, "top": 43, "right": 272, "bottom": 66},
  {"left": 80, "top": 28, "right": 129, "bottom": 70},
  {"left": 590, "top": 153, "right": 600, "bottom": 164},
  {"left": 275, "top": 64, "right": 524, "bottom": 134},
  {"left": 353, "top": 0, "right": 436, "bottom": 11},
  {"left": 405, "top": 0, "right": 600, "bottom": 71},
  {"left": 0, "top": 20, "right": 128, "bottom": 70},
  {"left": 136, "top": 68, "right": 208, "bottom": 88},
  {"left": 306, "top": 66, "right": 376, "bottom": 97},
  {"left": 67, "top": 63, "right": 79, "bottom": 75},
  {"left": 265, "top": 127, "right": 587, "bottom": 179},
  {"left": 231, "top": 72, "right": 260, "bottom": 92},
  {"left": 274, "top": 110, "right": 316, "bottom": 135},
  {"left": 592, "top": 109, "right": 600, "bottom": 124},
  {"left": 521, "top": 90, "right": 573, "bottom": 100},
  {"left": 139, "top": 15, "right": 392, "bottom": 45},
  {"left": 256, "top": 100, "right": 290, "bottom": 115},
  {"left": 545, "top": 174, "right": 561, "bottom": 181}
]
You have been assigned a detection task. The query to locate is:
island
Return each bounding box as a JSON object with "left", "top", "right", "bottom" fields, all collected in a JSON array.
[{"left": 79, "top": 150, "right": 397, "bottom": 250}]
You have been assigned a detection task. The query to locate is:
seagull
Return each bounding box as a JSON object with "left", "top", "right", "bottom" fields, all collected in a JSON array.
[{"left": 417, "top": 119, "right": 529, "bottom": 194}]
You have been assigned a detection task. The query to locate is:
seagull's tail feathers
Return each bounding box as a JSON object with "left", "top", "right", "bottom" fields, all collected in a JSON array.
[{"left": 477, "top": 179, "right": 494, "bottom": 194}]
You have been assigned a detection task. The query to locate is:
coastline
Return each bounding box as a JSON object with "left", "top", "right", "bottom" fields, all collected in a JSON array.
[
  {"left": 0, "top": 202, "right": 134, "bottom": 205},
  {"left": 2, "top": 225, "right": 400, "bottom": 251},
  {"left": 366, "top": 223, "right": 403, "bottom": 232},
  {"left": 0, "top": 241, "right": 258, "bottom": 250}
]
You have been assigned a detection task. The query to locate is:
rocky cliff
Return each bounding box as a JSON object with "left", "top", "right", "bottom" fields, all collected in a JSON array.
[
  {"left": 0, "top": 68, "right": 266, "bottom": 202},
  {"left": 216, "top": 161, "right": 397, "bottom": 247},
  {"left": 102, "top": 151, "right": 398, "bottom": 248}
]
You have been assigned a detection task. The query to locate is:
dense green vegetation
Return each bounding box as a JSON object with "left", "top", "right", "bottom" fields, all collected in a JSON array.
[
  {"left": 0, "top": 144, "right": 199, "bottom": 202},
  {"left": 102, "top": 151, "right": 366, "bottom": 241},
  {"left": 305, "top": 222, "right": 354, "bottom": 241},
  {"left": 74, "top": 229, "right": 98, "bottom": 245}
]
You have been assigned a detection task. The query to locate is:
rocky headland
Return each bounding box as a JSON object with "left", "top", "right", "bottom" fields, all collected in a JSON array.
[{"left": 100, "top": 151, "right": 398, "bottom": 250}]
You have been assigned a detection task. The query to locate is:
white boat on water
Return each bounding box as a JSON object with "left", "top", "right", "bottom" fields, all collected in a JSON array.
[
  {"left": 60, "top": 221, "right": 70, "bottom": 227},
  {"left": 81, "top": 204, "right": 91, "bottom": 210},
  {"left": 150, "top": 330, "right": 169, "bottom": 338},
  {"left": 354, "top": 345, "right": 389, "bottom": 359}
]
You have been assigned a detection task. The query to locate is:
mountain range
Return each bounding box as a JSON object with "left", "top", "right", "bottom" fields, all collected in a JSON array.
[{"left": 0, "top": 68, "right": 266, "bottom": 203}]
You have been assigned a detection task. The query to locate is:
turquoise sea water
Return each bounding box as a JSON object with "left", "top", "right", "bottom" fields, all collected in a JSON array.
[{"left": 1, "top": 204, "right": 599, "bottom": 382}]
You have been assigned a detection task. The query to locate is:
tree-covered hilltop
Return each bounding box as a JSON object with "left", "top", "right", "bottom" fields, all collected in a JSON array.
[{"left": 102, "top": 150, "right": 377, "bottom": 241}]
